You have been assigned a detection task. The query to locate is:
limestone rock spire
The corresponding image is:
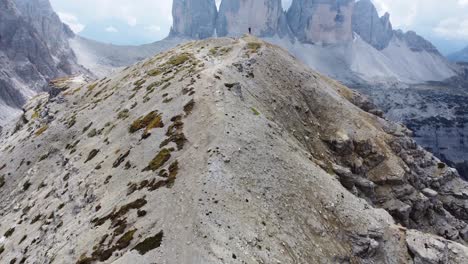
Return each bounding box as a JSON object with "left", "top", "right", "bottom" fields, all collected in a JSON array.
[
  {"left": 170, "top": 0, "right": 218, "bottom": 39},
  {"left": 287, "top": 0, "right": 355, "bottom": 45},
  {"left": 216, "top": 0, "right": 292, "bottom": 38}
]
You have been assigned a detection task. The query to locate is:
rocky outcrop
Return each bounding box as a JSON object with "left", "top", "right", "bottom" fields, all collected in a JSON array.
[
  {"left": 0, "top": 0, "right": 84, "bottom": 125},
  {"left": 14, "top": 0, "right": 79, "bottom": 74},
  {"left": 287, "top": 0, "right": 355, "bottom": 44},
  {"left": 0, "top": 0, "right": 57, "bottom": 122},
  {"left": 352, "top": 0, "right": 393, "bottom": 50},
  {"left": 407, "top": 230, "right": 468, "bottom": 264},
  {"left": 170, "top": 0, "right": 217, "bottom": 39},
  {"left": 394, "top": 30, "right": 440, "bottom": 54},
  {"left": 216, "top": 0, "right": 291, "bottom": 38}
]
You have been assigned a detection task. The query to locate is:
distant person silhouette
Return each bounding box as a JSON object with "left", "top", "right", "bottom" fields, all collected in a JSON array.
[{"left": 249, "top": 27, "right": 252, "bottom": 34}]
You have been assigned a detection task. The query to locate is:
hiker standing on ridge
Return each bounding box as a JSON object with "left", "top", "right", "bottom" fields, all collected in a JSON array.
[{"left": 249, "top": 27, "right": 252, "bottom": 34}]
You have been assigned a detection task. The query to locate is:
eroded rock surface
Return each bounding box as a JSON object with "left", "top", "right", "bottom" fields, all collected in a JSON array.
[{"left": 1, "top": 36, "right": 468, "bottom": 263}]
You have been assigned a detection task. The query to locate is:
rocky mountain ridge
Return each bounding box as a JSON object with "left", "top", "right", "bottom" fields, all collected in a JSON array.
[
  {"left": 0, "top": 0, "right": 457, "bottom": 126},
  {"left": 1, "top": 36, "right": 468, "bottom": 263},
  {"left": 1, "top": 0, "right": 467, "bottom": 200}
]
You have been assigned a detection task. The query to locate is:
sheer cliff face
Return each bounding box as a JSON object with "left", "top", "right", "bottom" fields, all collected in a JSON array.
[
  {"left": 0, "top": 0, "right": 56, "bottom": 101},
  {"left": 352, "top": 0, "right": 393, "bottom": 50},
  {"left": 14, "top": 0, "right": 79, "bottom": 74},
  {"left": 287, "top": 0, "right": 355, "bottom": 44},
  {"left": 216, "top": 0, "right": 290, "bottom": 38},
  {"left": 170, "top": 0, "right": 217, "bottom": 39},
  {"left": 0, "top": 0, "right": 83, "bottom": 125}
]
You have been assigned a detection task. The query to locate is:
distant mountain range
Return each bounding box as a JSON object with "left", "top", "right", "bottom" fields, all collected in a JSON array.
[{"left": 448, "top": 45, "right": 468, "bottom": 63}]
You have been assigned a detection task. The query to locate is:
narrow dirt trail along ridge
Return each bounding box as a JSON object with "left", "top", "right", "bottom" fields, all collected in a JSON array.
[{"left": 1, "top": 36, "right": 468, "bottom": 263}]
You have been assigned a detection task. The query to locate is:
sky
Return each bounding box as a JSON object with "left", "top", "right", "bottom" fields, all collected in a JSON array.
[{"left": 50, "top": 0, "right": 468, "bottom": 55}]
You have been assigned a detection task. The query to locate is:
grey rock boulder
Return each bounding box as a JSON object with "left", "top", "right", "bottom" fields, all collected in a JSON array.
[{"left": 407, "top": 230, "right": 468, "bottom": 264}]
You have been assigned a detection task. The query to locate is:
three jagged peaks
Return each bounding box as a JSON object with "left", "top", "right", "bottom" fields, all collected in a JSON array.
[{"left": 170, "top": 0, "right": 442, "bottom": 53}]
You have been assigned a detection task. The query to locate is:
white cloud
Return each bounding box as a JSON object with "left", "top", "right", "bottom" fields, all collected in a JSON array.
[
  {"left": 105, "top": 26, "right": 118, "bottom": 33},
  {"left": 366, "top": 0, "right": 468, "bottom": 40},
  {"left": 434, "top": 18, "right": 468, "bottom": 39},
  {"left": 145, "top": 25, "right": 161, "bottom": 33},
  {"left": 57, "top": 12, "right": 85, "bottom": 33},
  {"left": 124, "top": 15, "right": 137, "bottom": 26},
  {"left": 51, "top": 0, "right": 173, "bottom": 29},
  {"left": 459, "top": 0, "right": 468, "bottom": 7}
]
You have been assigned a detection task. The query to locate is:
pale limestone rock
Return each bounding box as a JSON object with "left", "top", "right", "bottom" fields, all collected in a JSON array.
[{"left": 287, "top": 0, "right": 355, "bottom": 44}]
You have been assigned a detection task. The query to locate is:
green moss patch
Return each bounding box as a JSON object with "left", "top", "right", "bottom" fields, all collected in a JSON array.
[
  {"left": 83, "top": 122, "right": 93, "bottom": 133},
  {"left": 167, "top": 160, "right": 179, "bottom": 188},
  {"left": 210, "top": 46, "right": 232, "bottom": 56},
  {"left": 129, "top": 111, "right": 164, "bottom": 134},
  {"left": 117, "top": 109, "right": 130, "bottom": 120},
  {"left": 144, "top": 149, "right": 171, "bottom": 172},
  {"left": 35, "top": 125, "right": 49, "bottom": 136},
  {"left": 247, "top": 42, "right": 262, "bottom": 53},
  {"left": 251, "top": 107, "right": 260, "bottom": 116},
  {"left": 147, "top": 68, "right": 163, "bottom": 77},
  {"left": 160, "top": 116, "right": 187, "bottom": 150},
  {"left": 183, "top": 99, "right": 195, "bottom": 116},
  {"left": 87, "top": 83, "right": 98, "bottom": 91},
  {"left": 129, "top": 159, "right": 179, "bottom": 195},
  {"left": 67, "top": 115, "right": 77, "bottom": 128},
  {"left": 85, "top": 149, "right": 100, "bottom": 163},
  {"left": 23, "top": 181, "right": 31, "bottom": 191},
  {"left": 167, "top": 53, "right": 191, "bottom": 66},
  {"left": 113, "top": 150, "right": 131, "bottom": 168},
  {"left": 91, "top": 198, "right": 147, "bottom": 227},
  {"left": 4, "top": 227, "right": 15, "bottom": 238},
  {"left": 132, "top": 231, "right": 164, "bottom": 255},
  {"left": 0, "top": 175, "right": 5, "bottom": 188},
  {"left": 116, "top": 229, "right": 137, "bottom": 250},
  {"left": 77, "top": 228, "right": 139, "bottom": 263}
]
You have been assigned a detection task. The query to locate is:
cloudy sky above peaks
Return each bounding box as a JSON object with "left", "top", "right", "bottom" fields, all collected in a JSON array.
[{"left": 50, "top": 0, "right": 468, "bottom": 54}]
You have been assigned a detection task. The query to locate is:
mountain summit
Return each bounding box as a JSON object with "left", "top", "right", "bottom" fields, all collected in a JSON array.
[{"left": 1, "top": 36, "right": 468, "bottom": 264}]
